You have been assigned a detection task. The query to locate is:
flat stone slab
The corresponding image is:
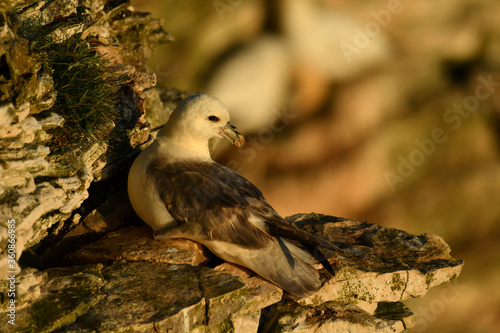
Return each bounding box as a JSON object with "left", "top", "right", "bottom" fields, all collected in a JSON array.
[
  {"left": 215, "top": 263, "right": 283, "bottom": 315},
  {"left": 0, "top": 261, "right": 247, "bottom": 333},
  {"left": 67, "top": 225, "right": 210, "bottom": 266},
  {"left": 262, "top": 300, "right": 415, "bottom": 333},
  {"left": 285, "top": 214, "right": 464, "bottom": 306},
  {"left": 0, "top": 265, "right": 105, "bottom": 333}
]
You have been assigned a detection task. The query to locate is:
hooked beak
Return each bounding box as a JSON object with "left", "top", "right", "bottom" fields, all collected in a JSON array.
[{"left": 219, "top": 122, "right": 245, "bottom": 147}]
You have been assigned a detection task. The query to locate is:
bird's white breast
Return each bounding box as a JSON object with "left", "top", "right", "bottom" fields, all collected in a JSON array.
[{"left": 128, "top": 141, "right": 176, "bottom": 231}]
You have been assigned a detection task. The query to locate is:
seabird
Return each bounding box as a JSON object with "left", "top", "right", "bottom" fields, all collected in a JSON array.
[{"left": 128, "top": 94, "right": 339, "bottom": 297}]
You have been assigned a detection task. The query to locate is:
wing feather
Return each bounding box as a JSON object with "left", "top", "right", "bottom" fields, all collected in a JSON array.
[{"left": 147, "top": 159, "right": 273, "bottom": 249}]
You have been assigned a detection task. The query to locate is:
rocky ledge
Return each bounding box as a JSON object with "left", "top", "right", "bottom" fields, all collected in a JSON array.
[{"left": 0, "top": 212, "right": 463, "bottom": 332}]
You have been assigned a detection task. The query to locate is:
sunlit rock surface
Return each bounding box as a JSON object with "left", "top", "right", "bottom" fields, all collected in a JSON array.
[{"left": 0, "top": 213, "right": 462, "bottom": 332}]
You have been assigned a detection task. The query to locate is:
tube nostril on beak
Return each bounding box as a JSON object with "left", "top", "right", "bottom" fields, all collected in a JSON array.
[{"left": 219, "top": 123, "right": 245, "bottom": 147}]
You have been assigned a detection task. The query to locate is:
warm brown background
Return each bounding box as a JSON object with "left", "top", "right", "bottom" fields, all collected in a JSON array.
[{"left": 132, "top": 0, "right": 500, "bottom": 332}]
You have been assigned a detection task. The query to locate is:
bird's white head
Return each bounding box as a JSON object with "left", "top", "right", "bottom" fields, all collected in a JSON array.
[{"left": 158, "top": 94, "right": 244, "bottom": 157}]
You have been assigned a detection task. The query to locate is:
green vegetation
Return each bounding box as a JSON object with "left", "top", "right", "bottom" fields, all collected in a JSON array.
[{"left": 18, "top": 9, "right": 117, "bottom": 140}]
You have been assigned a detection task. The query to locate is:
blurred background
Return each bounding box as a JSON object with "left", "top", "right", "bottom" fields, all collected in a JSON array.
[{"left": 132, "top": 0, "right": 500, "bottom": 332}]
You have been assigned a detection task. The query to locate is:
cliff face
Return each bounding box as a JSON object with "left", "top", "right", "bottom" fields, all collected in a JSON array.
[
  {"left": 0, "top": 1, "right": 463, "bottom": 332},
  {"left": 0, "top": 0, "right": 173, "bottom": 274}
]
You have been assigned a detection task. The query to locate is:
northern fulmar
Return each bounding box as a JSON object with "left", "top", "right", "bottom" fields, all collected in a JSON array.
[{"left": 128, "top": 94, "right": 342, "bottom": 297}]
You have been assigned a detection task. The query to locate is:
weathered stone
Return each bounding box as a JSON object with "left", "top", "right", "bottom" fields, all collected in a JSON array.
[
  {"left": 68, "top": 225, "right": 210, "bottom": 266},
  {"left": 0, "top": 116, "right": 43, "bottom": 148},
  {"left": 214, "top": 263, "right": 284, "bottom": 332},
  {"left": 0, "top": 12, "right": 9, "bottom": 43},
  {"left": 35, "top": 112, "right": 65, "bottom": 130},
  {"left": 8, "top": 267, "right": 44, "bottom": 304},
  {"left": 355, "top": 300, "right": 379, "bottom": 315},
  {"left": 3, "top": 34, "right": 40, "bottom": 81},
  {"left": 36, "top": 190, "right": 137, "bottom": 268},
  {"left": 232, "top": 310, "right": 262, "bottom": 333},
  {"left": 20, "top": 183, "right": 66, "bottom": 235},
  {"left": 31, "top": 73, "right": 56, "bottom": 113},
  {"left": 0, "top": 116, "right": 42, "bottom": 143},
  {"left": 61, "top": 261, "right": 202, "bottom": 332},
  {"left": 143, "top": 86, "right": 194, "bottom": 130},
  {"left": 59, "top": 190, "right": 89, "bottom": 214},
  {"left": 374, "top": 301, "right": 416, "bottom": 331},
  {"left": 59, "top": 261, "right": 246, "bottom": 332},
  {"left": 15, "top": 101, "right": 30, "bottom": 122},
  {"left": 0, "top": 143, "right": 50, "bottom": 160},
  {"left": 201, "top": 268, "right": 248, "bottom": 326},
  {"left": 0, "top": 169, "right": 34, "bottom": 190},
  {"left": 2, "top": 156, "right": 49, "bottom": 174},
  {"left": 105, "top": 3, "right": 174, "bottom": 69},
  {"left": 0, "top": 260, "right": 250, "bottom": 332},
  {"left": 0, "top": 265, "right": 105, "bottom": 333},
  {"left": 126, "top": 121, "right": 151, "bottom": 148},
  {"left": 215, "top": 263, "right": 283, "bottom": 315},
  {"left": 54, "top": 176, "right": 82, "bottom": 192},
  {"left": 262, "top": 300, "right": 415, "bottom": 333},
  {"left": 0, "top": 0, "right": 178, "bottom": 268},
  {"left": 40, "top": 0, "right": 79, "bottom": 24},
  {"left": 0, "top": 102, "right": 15, "bottom": 127},
  {"left": 0, "top": 137, "right": 25, "bottom": 149},
  {"left": 0, "top": 0, "right": 187, "bottom": 277},
  {"left": 79, "top": 0, "right": 107, "bottom": 13},
  {"left": 43, "top": 138, "right": 107, "bottom": 178},
  {"left": 131, "top": 71, "right": 157, "bottom": 92},
  {"left": 285, "top": 214, "right": 464, "bottom": 306},
  {"left": 0, "top": 120, "right": 22, "bottom": 138},
  {"left": 19, "top": 116, "right": 42, "bottom": 133}
]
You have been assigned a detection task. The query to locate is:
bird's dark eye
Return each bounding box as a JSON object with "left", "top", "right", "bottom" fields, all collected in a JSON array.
[{"left": 208, "top": 115, "right": 219, "bottom": 122}]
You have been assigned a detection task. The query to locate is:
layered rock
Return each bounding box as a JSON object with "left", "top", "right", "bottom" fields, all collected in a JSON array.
[
  {"left": 0, "top": 213, "right": 462, "bottom": 332},
  {"left": 0, "top": 0, "right": 173, "bottom": 278}
]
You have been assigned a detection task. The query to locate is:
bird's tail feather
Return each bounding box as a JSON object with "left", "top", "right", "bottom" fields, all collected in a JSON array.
[
  {"left": 265, "top": 216, "right": 362, "bottom": 262},
  {"left": 207, "top": 238, "right": 321, "bottom": 298}
]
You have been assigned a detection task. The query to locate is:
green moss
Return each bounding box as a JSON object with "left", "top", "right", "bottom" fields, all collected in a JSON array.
[
  {"left": 25, "top": 265, "right": 104, "bottom": 332},
  {"left": 28, "top": 291, "right": 93, "bottom": 332},
  {"left": 194, "top": 317, "right": 235, "bottom": 333}
]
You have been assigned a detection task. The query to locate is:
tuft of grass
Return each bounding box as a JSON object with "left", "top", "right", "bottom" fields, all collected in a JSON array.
[
  {"left": 18, "top": 9, "right": 117, "bottom": 142},
  {"left": 40, "top": 33, "right": 117, "bottom": 139}
]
